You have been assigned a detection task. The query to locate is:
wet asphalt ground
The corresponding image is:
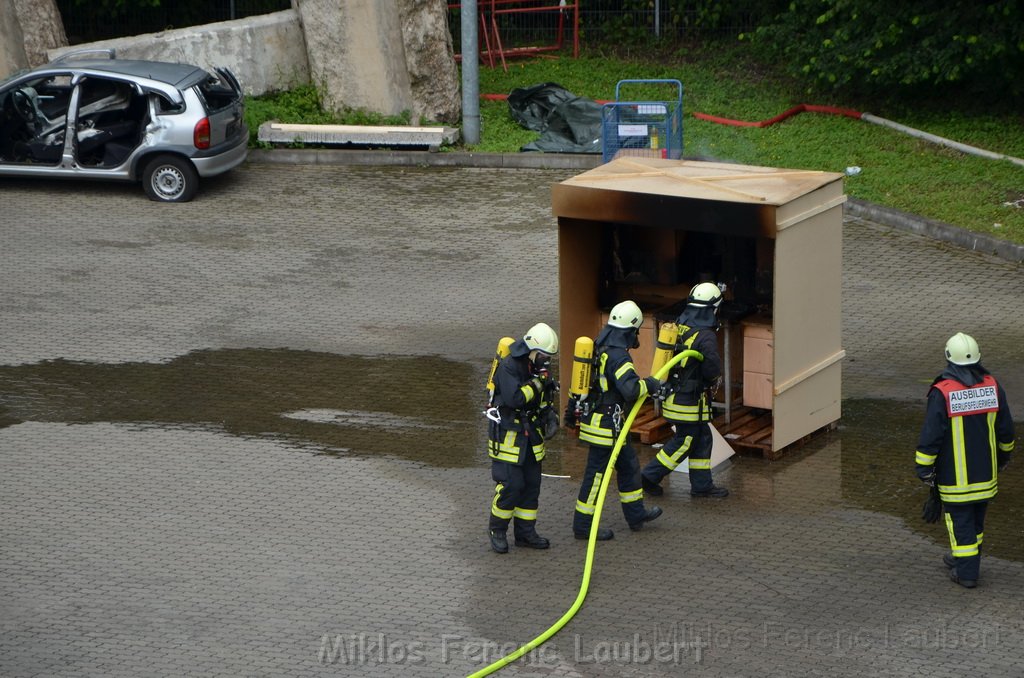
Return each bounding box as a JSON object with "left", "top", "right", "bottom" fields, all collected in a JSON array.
[{"left": 1, "top": 161, "right": 1023, "bottom": 677}]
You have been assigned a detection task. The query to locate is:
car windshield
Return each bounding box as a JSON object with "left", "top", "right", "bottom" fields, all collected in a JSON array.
[{"left": 0, "top": 69, "right": 30, "bottom": 89}]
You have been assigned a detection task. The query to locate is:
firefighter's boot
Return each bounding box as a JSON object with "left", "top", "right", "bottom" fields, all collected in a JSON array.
[{"left": 489, "top": 529, "right": 509, "bottom": 554}]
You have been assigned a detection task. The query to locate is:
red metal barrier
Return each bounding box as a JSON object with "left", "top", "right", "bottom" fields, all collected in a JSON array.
[{"left": 450, "top": 0, "right": 579, "bottom": 71}]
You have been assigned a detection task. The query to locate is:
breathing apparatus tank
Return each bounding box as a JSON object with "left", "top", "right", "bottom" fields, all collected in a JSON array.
[
  {"left": 486, "top": 336, "right": 515, "bottom": 404},
  {"left": 563, "top": 336, "right": 594, "bottom": 430},
  {"left": 651, "top": 322, "right": 677, "bottom": 376},
  {"left": 569, "top": 336, "right": 594, "bottom": 398}
]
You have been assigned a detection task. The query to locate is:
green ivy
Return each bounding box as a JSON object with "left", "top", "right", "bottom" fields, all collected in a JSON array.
[{"left": 744, "top": 0, "right": 1024, "bottom": 101}]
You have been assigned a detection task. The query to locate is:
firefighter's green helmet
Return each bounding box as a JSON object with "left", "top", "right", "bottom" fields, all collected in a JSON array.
[
  {"left": 608, "top": 300, "right": 643, "bottom": 329},
  {"left": 945, "top": 332, "right": 980, "bottom": 366},
  {"left": 688, "top": 282, "right": 723, "bottom": 308},
  {"left": 524, "top": 322, "right": 558, "bottom": 355}
]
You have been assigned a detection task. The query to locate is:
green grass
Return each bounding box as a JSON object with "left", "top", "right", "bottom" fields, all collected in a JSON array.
[{"left": 247, "top": 47, "right": 1024, "bottom": 245}]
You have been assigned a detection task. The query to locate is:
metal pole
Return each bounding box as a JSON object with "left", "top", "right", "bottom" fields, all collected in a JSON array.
[
  {"left": 460, "top": 0, "right": 481, "bottom": 145},
  {"left": 654, "top": 0, "right": 660, "bottom": 38},
  {"left": 723, "top": 323, "right": 731, "bottom": 424}
]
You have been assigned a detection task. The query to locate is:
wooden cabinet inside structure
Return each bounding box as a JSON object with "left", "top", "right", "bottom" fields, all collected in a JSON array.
[{"left": 742, "top": 319, "right": 773, "bottom": 409}]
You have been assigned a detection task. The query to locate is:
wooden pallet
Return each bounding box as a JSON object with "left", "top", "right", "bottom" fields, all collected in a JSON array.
[
  {"left": 628, "top": 403, "right": 775, "bottom": 456},
  {"left": 714, "top": 406, "right": 775, "bottom": 458},
  {"left": 629, "top": 403, "right": 673, "bottom": 444},
  {"left": 629, "top": 403, "right": 835, "bottom": 460}
]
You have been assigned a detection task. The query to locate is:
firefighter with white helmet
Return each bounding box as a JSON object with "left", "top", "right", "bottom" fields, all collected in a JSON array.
[
  {"left": 486, "top": 322, "right": 560, "bottom": 554},
  {"left": 573, "top": 300, "right": 663, "bottom": 540},
  {"left": 915, "top": 332, "right": 1015, "bottom": 588},
  {"left": 641, "top": 282, "right": 729, "bottom": 498}
]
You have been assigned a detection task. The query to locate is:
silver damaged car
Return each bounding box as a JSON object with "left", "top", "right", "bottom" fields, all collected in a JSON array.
[{"left": 0, "top": 49, "right": 247, "bottom": 202}]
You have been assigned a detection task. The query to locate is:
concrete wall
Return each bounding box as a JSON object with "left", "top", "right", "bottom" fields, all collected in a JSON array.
[
  {"left": 47, "top": 10, "right": 309, "bottom": 96},
  {"left": 1, "top": 0, "right": 29, "bottom": 80}
]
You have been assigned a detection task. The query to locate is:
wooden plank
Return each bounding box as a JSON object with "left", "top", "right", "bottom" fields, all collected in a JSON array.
[
  {"left": 630, "top": 408, "right": 658, "bottom": 429},
  {"left": 715, "top": 410, "right": 761, "bottom": 432},
  {"left": 723, "top": 413, "right": 772, "bottom": 439},
  {"left": 639, "top": 421, "right": 674, "bottom": 444}
]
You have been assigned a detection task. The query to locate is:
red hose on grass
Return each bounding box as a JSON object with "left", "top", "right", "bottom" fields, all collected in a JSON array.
[
  {"left": 691, "top": 104, "right": 864, "bottom": 127},
  {"left": 481, "top": 93, "right": 1024, "bottom": 166}
]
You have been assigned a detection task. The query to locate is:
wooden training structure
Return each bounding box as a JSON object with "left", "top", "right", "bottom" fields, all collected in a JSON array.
[{"left": 553, "top": 158, "right": 847, "bottom": 459}]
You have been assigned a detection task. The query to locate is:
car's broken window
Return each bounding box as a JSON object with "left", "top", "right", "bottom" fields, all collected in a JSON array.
[
  {"left": 73, "top": 76, "right": 148, "bottom": 168},
  {"left": 152, "top": 92, "right": 184, "bottom": 115},
  {"left": 195, "top": 71, "right": 240, "bottom": 113},
  {"left": 0, "top": 73, "right": 72, "bottom": 164}
]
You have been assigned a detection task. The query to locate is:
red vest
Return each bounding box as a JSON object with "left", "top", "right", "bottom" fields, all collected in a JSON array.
[{"left": 933, "top": 375, "right": 1000, "bottom": 418}]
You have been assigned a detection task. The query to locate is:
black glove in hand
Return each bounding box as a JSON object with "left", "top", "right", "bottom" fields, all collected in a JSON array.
[
  {"left": 921, "top": 484, "right": 942, "bottom": 523},
  {"left": 544, "top": 379, "right": 560, "bottom": 397},
  {"left": 564, "top": 401, "right": 577, "bottom": 429},
  {"left": 915, "top": 465, "right": 936, "bottom": 486},
  {"left": 644, "top": 376, "right": 662, "bottom": 397}
]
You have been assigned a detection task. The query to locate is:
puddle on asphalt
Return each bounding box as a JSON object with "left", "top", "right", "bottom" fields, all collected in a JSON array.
[
  {"left": 0, "top": 349, "right": 486, "bottom": 468},
  {"left": 837, "top": 398, "right": 1023, "bottom": 562},
  {"left": 1, "top": 351, "right": 1020, "bottom": 561}
]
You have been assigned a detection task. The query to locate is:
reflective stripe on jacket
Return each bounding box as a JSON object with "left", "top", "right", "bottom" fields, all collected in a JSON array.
[
  {"left": 915, "top": 375, "right": 1015, "bottom": 503},
  {"left": 663, "top": 326, "right": 720, "bottom": 423},
  {"left": 578, "top": 347, "right": 650, "bottom": 448},
  {"left": 487, "top": 353, "right": 547, "bottom": 464}
]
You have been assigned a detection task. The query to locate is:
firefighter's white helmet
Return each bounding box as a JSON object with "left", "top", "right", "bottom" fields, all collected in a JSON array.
[
  {"left": 608, "top": 300, "right": 643, "bottom": 329},
  {"left": 524, "top": 322, "right": 558, "bottom": 355},
  {"left": 945, "top": 332, "right": 980, "bottom": 365},
  {"left": 688, "top": 282, "right": 723, "bottom": 308}
]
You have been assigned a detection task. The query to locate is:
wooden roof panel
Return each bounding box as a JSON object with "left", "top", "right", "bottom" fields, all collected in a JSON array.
[{"left": 561, "top": 158, "right": 844, "bottom": 206}]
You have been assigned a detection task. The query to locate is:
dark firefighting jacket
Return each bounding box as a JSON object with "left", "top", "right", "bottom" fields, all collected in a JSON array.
[
  {"left": 663, "top": 306, "right": 722, "bottom": 424},
  {"left": 915, "top": 366, "right": 1015, "bottom": 504},
  {"left": 487, "top": 340, "right": 550, "bottom": 464},
  {"left": 578, "top": 326, "right": 653, "bottom": 448}
]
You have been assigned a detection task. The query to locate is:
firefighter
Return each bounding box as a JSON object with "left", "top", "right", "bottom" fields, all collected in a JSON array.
[
  {"left": 640, "top": 282, "right": 728, "bottom": 498},
  {"left": 915, "top": 332, "right": 1015, "bottom": 588},
  {"left": 487, "top": 322, "right": 560, "bottom": 554},
  {"left": 573, "top": 300, "right": 663, "bottom": 540}
]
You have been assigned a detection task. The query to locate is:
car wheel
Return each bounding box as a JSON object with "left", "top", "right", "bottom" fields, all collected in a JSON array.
[{"left": 143, "top": 154, "right": 199, "bottom": 202}]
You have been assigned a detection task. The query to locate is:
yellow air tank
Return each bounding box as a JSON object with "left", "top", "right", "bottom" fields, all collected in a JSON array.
[
  {"left": 486, "top": 336, "right": 515, "bottom": 395},
  {"left": 651, "top": 322, "right": 678, "bottom": 376},
  {"left": 570, "top": 336, "right": 594, "bottom": 398}
]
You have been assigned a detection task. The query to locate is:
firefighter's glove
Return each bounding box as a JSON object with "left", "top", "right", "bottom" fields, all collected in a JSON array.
[
  {"left": 530, "top": 377, "right": 545, "bottom": 398},
  {"left": 543, "top": 378, "right": 560, "bottom": 397},
  {"left": 563, "top": 400, "right": 578, "bottom": 429},
  {"left": 709, "top": 376, "right": 723, "bottom": 397},
  {"left": 644, "top": 376, "right": 663, "bottom": 399},
  {"left": 915, "top": 465, "right": 936, "bottom": 487},
  {"left": 921, "top": 485, "right": 942, "bottom": 523}
]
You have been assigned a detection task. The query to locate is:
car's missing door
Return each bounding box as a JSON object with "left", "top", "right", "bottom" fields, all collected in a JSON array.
[{"left": 0, "top": 49, "right": 247, "bottom": 202}]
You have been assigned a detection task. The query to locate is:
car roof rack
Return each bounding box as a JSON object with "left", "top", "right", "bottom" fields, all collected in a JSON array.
[{"left": 52, "top": 48, "right": 117, "bottom": 63}]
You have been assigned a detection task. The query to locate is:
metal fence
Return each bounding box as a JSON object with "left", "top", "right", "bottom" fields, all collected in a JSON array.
[{"left": 448, "top": 1, "right": 764, "bottom": 52}]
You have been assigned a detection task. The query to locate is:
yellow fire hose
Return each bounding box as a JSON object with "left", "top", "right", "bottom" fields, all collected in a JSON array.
[{"left": 468, "top": 349, "right": 701, "bottom": 678}]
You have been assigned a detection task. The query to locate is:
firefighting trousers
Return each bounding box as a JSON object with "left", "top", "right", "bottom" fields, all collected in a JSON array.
[
  {"left": 573, "top": 442, "right": 647, "bottom": 533},
  {"left": 943, "top": 501, "right": 988, "bottom": 581},
  {"left": 641, "top": 422, "right": 714, "bottom": 492},
  {"left": 489, "top": 453, "right": 542, "bottom": 537}
]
